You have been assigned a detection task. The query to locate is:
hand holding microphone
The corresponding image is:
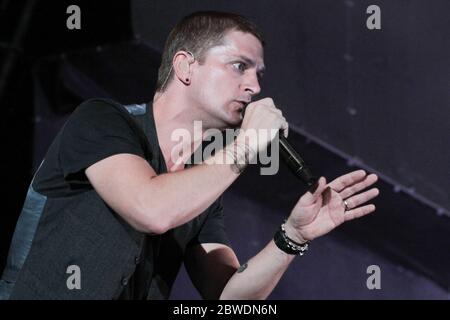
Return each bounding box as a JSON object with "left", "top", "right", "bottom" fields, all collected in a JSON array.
[{"left": 239, "top": 98, "right": 317, "bottom": 187}]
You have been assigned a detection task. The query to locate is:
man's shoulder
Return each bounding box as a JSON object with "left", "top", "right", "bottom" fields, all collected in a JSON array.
[
  {"left": 73, "top": 98, "right": 127, "bottom": 116},
  {"left": 62, "top": 98, "right": 143, "bottom": 132},
  {"left": 71, "top": 98, "right": 152, "bottom": 127}
]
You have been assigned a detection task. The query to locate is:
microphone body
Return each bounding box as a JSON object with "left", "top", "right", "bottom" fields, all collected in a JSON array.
[{"left": 278, "top": 134, "right": 317, "bottom": 187}]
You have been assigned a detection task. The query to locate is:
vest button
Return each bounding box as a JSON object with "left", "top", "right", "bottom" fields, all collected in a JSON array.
[
  {"left": 134, "top": 256, "right": 141, "bottom": 264},
  {"left": 121, "top": 277, "right": 129, "bottom": 286}
]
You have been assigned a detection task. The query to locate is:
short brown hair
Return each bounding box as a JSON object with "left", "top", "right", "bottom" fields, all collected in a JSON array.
[{"left": 156, "top": 11, "right": 264, "bottom": 92}]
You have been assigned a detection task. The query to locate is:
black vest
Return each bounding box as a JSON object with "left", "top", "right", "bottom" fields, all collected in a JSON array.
[{"left": 1, "top": 100, "right": 167, "bottom": 299}]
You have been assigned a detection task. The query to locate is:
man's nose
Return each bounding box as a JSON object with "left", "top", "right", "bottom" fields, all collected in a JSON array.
[{"left": 243, "top": 72, "right": 261, "bottom": 97}]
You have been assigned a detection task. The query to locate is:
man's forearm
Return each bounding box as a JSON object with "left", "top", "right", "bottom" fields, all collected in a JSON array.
[
  {"left": 139, "top": 146, "right": 242, "bottom": 232},
  {"left": 219, "top": 240, "right": 296, "bottom": 300}
]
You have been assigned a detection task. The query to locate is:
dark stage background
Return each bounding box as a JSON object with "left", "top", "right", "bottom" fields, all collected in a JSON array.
[{"left": 0, "top": 0, "right": 449, "bottom": 299}]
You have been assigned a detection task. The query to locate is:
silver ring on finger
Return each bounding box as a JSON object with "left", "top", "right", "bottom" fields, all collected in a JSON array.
[{"left": 343, "top": 200, "right": 350, "bottom": 211}]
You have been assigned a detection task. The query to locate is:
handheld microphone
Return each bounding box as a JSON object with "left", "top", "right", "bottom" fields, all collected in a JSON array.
[
  {"left": 240, "top": 104, "right": 317, "bottom": 187},
  {"left": 278, "top": 133, "right": 317, "bottom": 187}
]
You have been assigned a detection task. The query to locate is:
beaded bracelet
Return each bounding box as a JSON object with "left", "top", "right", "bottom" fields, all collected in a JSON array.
[{"left": 273, "top": 221, "right": 310, "bottom": 256}]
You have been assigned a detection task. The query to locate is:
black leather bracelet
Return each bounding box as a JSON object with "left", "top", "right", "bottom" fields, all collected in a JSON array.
[{"left": 273, "top": 223, "right": 310, "bottom": 256}]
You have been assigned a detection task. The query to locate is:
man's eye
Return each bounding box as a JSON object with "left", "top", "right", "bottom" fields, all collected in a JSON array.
[{"left": 233, "top": 62, "right": 247, "bottom": 72}]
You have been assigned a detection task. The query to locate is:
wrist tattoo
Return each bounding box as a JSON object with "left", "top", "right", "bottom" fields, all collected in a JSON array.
[{"left": 237, "top": 262, "right": 248, "bottom": 273}]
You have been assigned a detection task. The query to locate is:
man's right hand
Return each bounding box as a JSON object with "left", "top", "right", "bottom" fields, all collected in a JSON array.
[{"left": 237, "top": 97, "right": 289, "bottom": 155}]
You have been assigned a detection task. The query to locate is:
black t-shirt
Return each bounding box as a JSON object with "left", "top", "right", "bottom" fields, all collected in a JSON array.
[{"left": 27, "top": 98, "right": 230, "bottom": 299}]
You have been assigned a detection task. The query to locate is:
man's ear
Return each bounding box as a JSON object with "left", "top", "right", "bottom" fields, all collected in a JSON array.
[{"left": 173, "top": 51, "right": 194, "bottom": 85}]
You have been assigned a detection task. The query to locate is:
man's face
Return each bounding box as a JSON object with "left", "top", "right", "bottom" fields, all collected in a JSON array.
[{"left": 189, "top": 30, "right": 265, "bottom": 129}]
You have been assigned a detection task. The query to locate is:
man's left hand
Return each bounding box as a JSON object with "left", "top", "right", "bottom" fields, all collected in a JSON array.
[{"left": 284, "top": 170, "right": 379, "bottom": 243}]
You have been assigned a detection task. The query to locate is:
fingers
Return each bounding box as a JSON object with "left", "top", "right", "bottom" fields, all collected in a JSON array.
[
  {"left": 270, "top": 105, "right": 288, "bottom": 138},
  {"left": 344, "top": 204, "right": 376, "bottom": 221},
  {"left": 328, "top": 170, "right": 367, "bottom": 193},
  {"left": 340, "top": 173, "right": 378, "bottom": 199},
  {"left": 256, "top": 98, "right": 288, "bottom": 137},
  {"left": 272, "top": 107, "right": 282, "bottom": 114},
  {"left": 280, "top": 119, "right": 289, "bottom": 138},
  {"left": 344, "top": 188, "right": 379, "bottom": 210},
  {"left": 300, "top": 176, "right": 327, "bottom": 206}
]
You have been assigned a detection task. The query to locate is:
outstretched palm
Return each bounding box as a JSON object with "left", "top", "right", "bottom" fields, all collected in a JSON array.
[{"left": 287, "top": 170, "right": 379, "bottom": 241}]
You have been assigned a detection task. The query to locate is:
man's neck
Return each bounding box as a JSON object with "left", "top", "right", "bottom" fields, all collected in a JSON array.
[{"left": 152, "top": 90, "right": 207, "bottom": 172}]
